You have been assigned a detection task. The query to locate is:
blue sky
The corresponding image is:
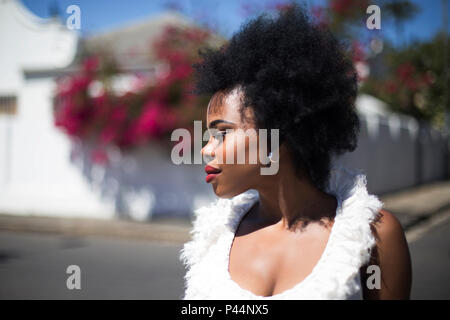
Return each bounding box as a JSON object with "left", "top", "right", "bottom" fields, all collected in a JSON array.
[{"left": 21, "top": 0, "right": 449, "bottom": 45}]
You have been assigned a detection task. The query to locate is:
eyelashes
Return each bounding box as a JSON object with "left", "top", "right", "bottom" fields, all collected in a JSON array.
[
  {"left": 213, "top": 131, "right": 227, "bottom": 139},
  {"left": 211, "top": 130, "right": 227, "bottom": 141}
]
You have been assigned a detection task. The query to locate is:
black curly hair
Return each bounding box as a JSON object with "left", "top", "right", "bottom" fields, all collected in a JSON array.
[{"left": 192, "top": 4, "right": 360, "bottom": 192}]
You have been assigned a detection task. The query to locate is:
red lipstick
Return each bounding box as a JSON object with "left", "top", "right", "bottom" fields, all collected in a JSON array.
[{"left": 205, "top": 165, "right": 222, "bottom": 183}]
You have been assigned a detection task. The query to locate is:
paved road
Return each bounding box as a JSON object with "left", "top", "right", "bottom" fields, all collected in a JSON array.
[
  {"left": 0, "top": 231, "right": 185, "bottom": 299},
  {"left": 0, "top": 218, "right": 449, "bottom": 299},
  {"left": 409, "top": 217, "right": 450, "bottom": 299}
]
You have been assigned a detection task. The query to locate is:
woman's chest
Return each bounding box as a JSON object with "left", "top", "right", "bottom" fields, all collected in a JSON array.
[{"left": 227, "top": 222, "right": 333, "bottom": 297}]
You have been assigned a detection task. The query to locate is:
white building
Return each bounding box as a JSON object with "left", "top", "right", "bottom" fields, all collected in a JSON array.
[
  {"left": 0, "top": 0, "right": 218, "bottom": 220},
  {"left": 0, "top": 0, "right": 119, "bottom": 219}
]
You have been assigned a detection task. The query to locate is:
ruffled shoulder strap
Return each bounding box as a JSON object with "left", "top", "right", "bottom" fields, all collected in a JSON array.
[
  {"left": 179, "top": 189, "right": 259, "bottom": 270},
  {"left": 300, "top": 165, "right": 384, "bottom": 299}
]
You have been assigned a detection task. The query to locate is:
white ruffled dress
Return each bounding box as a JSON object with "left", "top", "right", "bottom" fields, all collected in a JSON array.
[{"left": 179, "top": 165, "right": 384, "bottom": 300}]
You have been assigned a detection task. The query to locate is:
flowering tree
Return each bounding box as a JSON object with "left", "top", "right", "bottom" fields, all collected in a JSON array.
[
  {"left": 53, "top": 24, "right": 219, "bottom": 164},
  {"left": 360, "top": 33, "right": 449, "bottom": 127}
]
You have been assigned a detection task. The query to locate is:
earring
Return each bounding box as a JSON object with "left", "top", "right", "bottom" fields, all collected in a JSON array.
[{"left": 267, "top": 151, "right": 278, "bottom": 165}]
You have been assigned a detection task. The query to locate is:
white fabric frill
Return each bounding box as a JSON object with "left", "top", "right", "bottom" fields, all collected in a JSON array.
[{"left": 179, "top": 164, "right": 384, "bottom": 300}]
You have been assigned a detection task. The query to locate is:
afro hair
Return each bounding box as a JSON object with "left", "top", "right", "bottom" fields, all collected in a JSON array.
[{"left": 192, "top": 4, "right": 360, "bottom": 192}]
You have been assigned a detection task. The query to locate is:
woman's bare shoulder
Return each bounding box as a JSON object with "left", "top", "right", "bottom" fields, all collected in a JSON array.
[{"left": 361, "top": 209, "right": 412, "bottom": 299}]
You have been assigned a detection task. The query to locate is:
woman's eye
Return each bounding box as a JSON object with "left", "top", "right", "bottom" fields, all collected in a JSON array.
[{"left": 213, "top": 131, "right": 227, "bottom": 140}]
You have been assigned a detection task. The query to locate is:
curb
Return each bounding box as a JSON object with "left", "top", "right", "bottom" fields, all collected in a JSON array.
[{"left": 0, "top": 214, "right": 192, "bottom": 245}]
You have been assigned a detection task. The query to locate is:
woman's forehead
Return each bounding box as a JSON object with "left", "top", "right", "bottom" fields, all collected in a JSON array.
[
  {"left": 207, "top": 88, "right": 257, "bottom": 130},
  {"left": 207, "top": 91, "right": 226, "bottom": 116},
  {"left": 207, "top": 88, "right": 242, "bottom": 117}
]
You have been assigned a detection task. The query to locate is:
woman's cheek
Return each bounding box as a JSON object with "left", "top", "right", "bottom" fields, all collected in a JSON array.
[
  {"left": 213, "top": 140, "right": 226, "bottom": 165},
  {"left": 231, "top": 132, "right": 254, "bottom": 164},
  {"left": 221, "top": 134, "right": 235, "bottom": 164}
]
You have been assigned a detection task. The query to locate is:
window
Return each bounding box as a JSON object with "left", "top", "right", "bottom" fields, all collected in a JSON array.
[{"left": 0, "top": 96, "right": 17, "bottom": 115}]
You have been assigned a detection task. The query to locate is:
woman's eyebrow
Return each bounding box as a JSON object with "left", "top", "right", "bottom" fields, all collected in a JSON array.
[{"left": 207, "top": 119, "right": 235, "bottom": 129}]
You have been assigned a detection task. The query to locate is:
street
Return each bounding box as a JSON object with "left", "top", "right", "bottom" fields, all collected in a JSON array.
[
  {"left": 409, "top": 215, "right": 450, "bottom": 299},
  {"left": 0, "top": 231, "right": 185, "bottom": 299},
  {"left": 0, "top": 216, "right": 449, "bottom": 299}
]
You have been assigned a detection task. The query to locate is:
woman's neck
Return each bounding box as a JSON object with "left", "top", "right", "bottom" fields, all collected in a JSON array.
[{"left": 253, "top": 152, "right": 337, "bottom": 231}]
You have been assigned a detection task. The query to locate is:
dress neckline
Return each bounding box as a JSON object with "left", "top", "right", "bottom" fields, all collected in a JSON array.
[
  {"left": 223, "top": 190, "right": 344, "bottom": 299},
  {"left": 180, "top": 164, "right": 384, "bottom": 300}
]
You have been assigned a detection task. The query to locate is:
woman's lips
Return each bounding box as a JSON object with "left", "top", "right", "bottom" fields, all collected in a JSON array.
[
  {"left": 205, "top": 165, "right": 222, "bottom": 183},
  {"left": 206, "top": 173, "right": 220, "bottom": 183}
]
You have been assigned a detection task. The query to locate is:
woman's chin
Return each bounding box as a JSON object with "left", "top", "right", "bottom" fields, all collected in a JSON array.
[
  {"left": 212, "top": 185, "right": 244, "bottom": 199},
  {"left": 212, "top": 187, "right": 230, "bottom": 199}
]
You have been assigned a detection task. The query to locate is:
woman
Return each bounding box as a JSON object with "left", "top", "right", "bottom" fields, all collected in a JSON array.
[{"left": 180, "top": 5, "right": 411, "bottom": 299}]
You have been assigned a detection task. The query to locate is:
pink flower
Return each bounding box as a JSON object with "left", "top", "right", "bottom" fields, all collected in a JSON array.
[
  {"left": 135, "top": 101, "right": 177, "bottom": 140},
  {"left": 165, "top": 63, "right": 192, "bottom": 82},
  {"left": 53, "top": 23, "right": 211, "bottom": 151},
  {"left": 331, "top": 0, "right": 354, "bottom": 15},
  {"left": 148, "top": 84, "right": 169, "bottom": 103},
  {"left": 120, "top": 122, "right": 139, "bottom": 148},
  {"left": 405, "top": 79, "right": 418, "bottom": 91},
  {"left": 83, "top": 56, "right": 100, "bottom": 73},
  {"left": 396, "top": 63, "right": 415, "bottom": 81},
  {"left": 385, "top": 80, "right": 398, "bottom": 94},
  {"left": 91, "top": 94, "right": 109, "bottom": 120},
  {"left": 111, "top": 106, "right": 127, "bottom": 123},
  {"left": 100, "top": 125, "right": 117, "bottom": 144},
  {"left": 64, "top": 116, "right": 83, "bottom": 136},
  {"left": 351, "top": 41, "right": 365, "bottom": 63}
]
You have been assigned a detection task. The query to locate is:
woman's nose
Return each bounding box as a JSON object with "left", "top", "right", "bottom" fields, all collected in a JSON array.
[{"left": 201, "top": 139, "right": 215, "bottom": 163}]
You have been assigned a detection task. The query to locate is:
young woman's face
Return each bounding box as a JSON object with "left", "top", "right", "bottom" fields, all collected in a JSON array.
[{"left": 201, "top": 88, "right": 269, "bottom": 198}]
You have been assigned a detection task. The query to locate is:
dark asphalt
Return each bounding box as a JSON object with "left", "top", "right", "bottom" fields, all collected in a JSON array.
[
  {"left": 409, "top": 217, "right": 450, "bottom": 300},
  {"left": 0, "top": 231, "right": 185, "bottom": 299},
  {"left": 0, "top": 218, "right": 449, "bottom": 299}
]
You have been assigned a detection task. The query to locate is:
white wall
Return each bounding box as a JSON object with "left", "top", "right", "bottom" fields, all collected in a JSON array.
[
  {"left": 0, "top": 78, "right": 117, "bottom": 218},
  {"left": 0, "top": 0, "right": 77, "bottom": 94},
  {"left": 0, "top": 0, "right": 118, "bottom": 218},
  {"left": 336, "top": 95, "right": 448, "bottom": 195}
]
